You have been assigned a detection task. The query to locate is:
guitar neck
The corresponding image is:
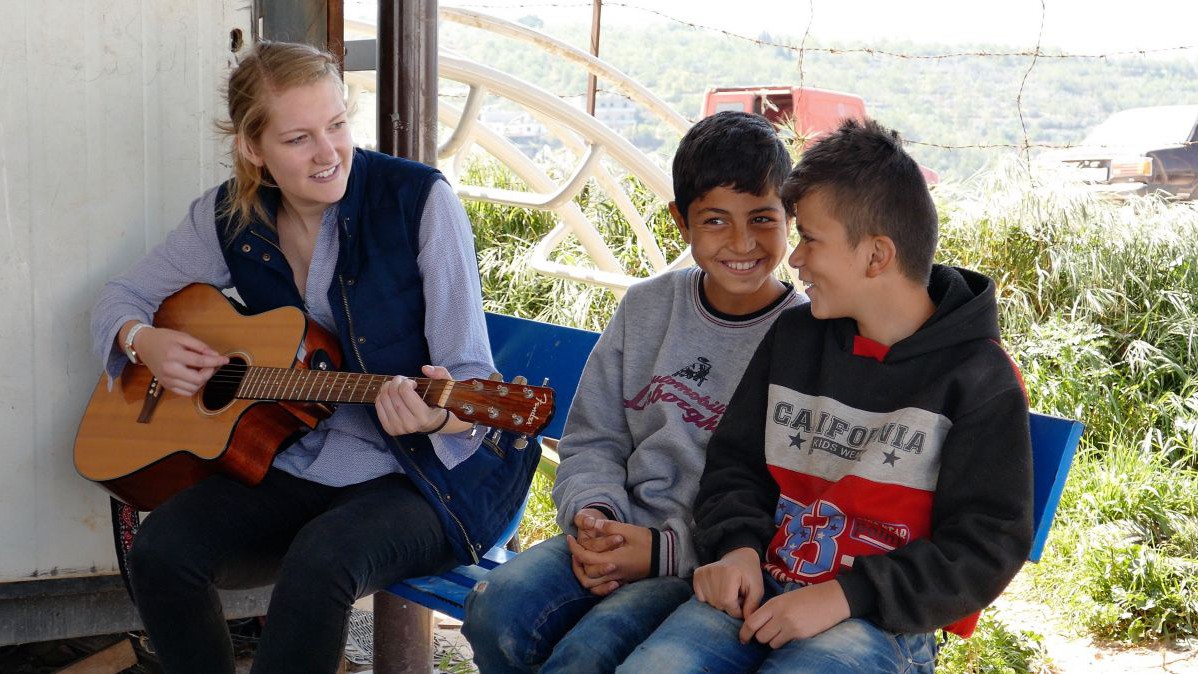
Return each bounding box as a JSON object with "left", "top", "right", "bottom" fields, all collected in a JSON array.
[
  {"left": 230, "top": 366, "right": 451, "bottom": 406},
  {"left": 202, "top": 363, "right": 556, "bottom": 436}
]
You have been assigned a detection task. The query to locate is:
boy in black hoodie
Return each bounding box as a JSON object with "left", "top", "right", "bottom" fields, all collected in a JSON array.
[{"left": 617, "top": 119, "right": 1033, "bottom": 674}]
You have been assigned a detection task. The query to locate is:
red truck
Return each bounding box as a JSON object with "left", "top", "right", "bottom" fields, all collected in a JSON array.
[{"left": 703, "top": 85, "right": 940, "bottom": 185}]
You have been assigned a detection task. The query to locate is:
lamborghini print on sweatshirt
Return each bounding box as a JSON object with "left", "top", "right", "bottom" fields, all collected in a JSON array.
[{"left": 694, "top": 265, "right": 1034, "bottom": 637}]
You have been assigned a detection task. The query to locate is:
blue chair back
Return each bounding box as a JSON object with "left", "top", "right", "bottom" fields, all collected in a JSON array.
[
  {"left": 1027, "top": 411, "right": 1085, "bottom": 562},
  {"left": 486, "top": 312, "right": 601, "bottom": 442},
  {"left": 482, "top": 313, "right": 601, "bottom": 551}
]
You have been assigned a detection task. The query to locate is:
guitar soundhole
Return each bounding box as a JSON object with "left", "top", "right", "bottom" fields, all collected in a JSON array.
[{"left": 200, "top": 356, "right": 247, "bottom": 413}]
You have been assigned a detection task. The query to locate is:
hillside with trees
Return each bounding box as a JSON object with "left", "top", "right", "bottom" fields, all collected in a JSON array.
[{"left": 441, "top": 20, "right": 1198, "bottom": 180}]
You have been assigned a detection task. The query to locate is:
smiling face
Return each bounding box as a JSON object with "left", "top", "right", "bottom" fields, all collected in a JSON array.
[
  {"left": 240, "top": 77, "right": 352, "bottom": 216},
  {"left": 672, "top": 185, "right": 790, "bottom": 316},
  {"left": 788, "top": 188, "right": 875, "bottom": 321}
]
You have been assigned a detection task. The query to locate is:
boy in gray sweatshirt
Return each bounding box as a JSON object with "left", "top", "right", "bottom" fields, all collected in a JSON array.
[{"left": 462, "top": 112, "right": 805, "bottom": 674}]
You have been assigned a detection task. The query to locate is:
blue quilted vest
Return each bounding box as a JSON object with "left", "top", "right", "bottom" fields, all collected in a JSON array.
[{"left": 215, "top": 148, "right": 539, "bottom": 564}]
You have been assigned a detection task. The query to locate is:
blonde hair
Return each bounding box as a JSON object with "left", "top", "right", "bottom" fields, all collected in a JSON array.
[{"left": 217, "top": 41, "right": 342, "bottom": 235}]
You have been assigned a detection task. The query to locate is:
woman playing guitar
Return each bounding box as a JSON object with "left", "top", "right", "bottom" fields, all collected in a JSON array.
[{"left": 88, "top": 41, "right": 533, "bottom": 674}]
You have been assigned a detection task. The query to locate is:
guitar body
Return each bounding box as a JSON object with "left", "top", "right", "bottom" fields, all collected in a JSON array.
[{"left": 74, "top": 285, "right": 342, "bottom": 511}]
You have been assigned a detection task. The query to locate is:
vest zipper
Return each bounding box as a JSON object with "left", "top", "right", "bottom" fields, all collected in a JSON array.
[
  {"left": 337, "top": 274, "right": 368, "bottom": 369},
  {"left": 337, "top": 271, "right": 480, "bottom": 564},
  {"left": 250, "top": 230, "right": 284, "bottom": 253}
]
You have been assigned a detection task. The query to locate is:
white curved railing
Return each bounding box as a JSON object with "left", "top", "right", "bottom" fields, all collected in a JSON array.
[
  {"left": 438, "top": 53, "right": 696, "bottom": 289},
  {"left": 439, "top": 7, "right": 692, "bottom": 137},
  {"left": 345, "top": 9, "right": 697, "bottom": 292}
]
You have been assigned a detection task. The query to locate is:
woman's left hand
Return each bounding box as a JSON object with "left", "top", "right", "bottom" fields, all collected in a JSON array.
[{"left": 375, "top": 364, "right": 454, "bottom": 436}]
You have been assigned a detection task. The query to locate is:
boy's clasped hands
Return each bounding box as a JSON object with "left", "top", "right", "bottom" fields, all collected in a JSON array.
[
  {"left": 693, "top": 547, "right": 850, "bottom": 648},
  {"left": 566, "top": 508, "right": 653, "bottom": 597}
]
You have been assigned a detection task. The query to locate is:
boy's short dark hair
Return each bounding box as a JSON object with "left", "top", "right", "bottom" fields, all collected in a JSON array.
[
  {"left": 782, "top": 118, "right": 938, "bottom": 283},
  {"left": 672, "top": 111, "right": 792, "bottom": 222}
]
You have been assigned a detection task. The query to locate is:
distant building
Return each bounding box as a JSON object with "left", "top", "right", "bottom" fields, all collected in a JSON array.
[
  {"left": 480, "top": 109, "right": 550, "bottom": 147},
  {"left": 592, "top": 95, "right": 642, "bottom": 133}
]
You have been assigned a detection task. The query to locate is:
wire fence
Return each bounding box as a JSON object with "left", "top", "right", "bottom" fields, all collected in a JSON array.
[{"left": 439, "top": 0, "right": 1198, "bottom": 183}]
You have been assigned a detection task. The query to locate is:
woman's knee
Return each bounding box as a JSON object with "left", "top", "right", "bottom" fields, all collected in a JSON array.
[
  {"left": 127, "top": 518, "right": 204, "bottom": 589},
  {"left": 275, "top": 530, "right": 363, "bottom": 602}
]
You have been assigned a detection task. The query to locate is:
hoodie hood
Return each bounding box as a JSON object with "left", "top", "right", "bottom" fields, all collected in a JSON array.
[{"left": 833, "top": 265, "right": 1000, "bottom": 363}]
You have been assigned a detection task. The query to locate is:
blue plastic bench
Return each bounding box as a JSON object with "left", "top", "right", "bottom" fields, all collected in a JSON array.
[
  {"left": 371, "top": 315, "right": 1085, "bottom": 672},
  {"left": 371, "top": 313, "right": 600, "bottom": 673}
]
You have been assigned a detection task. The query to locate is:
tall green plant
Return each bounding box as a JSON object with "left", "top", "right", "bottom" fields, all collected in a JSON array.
[{"left": 936, "top": 161, "right": 1198, "bottom": 642}]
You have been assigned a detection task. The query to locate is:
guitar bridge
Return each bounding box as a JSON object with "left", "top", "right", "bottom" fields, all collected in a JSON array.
[{"left": 136, "top": 377, "right": 164, "bottom": 424}]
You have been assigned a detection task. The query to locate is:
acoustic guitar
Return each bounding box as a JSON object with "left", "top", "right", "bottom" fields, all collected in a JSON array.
[{"left": 74, "top": 284, "right": 555, "bottom": 511}]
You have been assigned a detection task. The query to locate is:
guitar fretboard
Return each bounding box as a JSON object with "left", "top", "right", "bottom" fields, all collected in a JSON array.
[{"left": 229, "top": 366, "right": 453, "bottom": 406}]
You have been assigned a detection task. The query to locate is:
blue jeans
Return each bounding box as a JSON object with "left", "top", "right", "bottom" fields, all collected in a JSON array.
[
  {"left": 462, "top": 534, "right": 693, "bottom": 674},
  {"left": 618, "top": 596, "right": 938, "bottom": 674}
]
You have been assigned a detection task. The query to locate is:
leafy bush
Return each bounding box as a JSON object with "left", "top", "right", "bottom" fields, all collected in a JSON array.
[{"left": 938, "top": 611, "right": 1054, "bottom": 674}]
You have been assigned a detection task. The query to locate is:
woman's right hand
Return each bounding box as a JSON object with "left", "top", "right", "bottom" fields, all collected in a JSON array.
[{"left": 130, "top": 325, "right": 228, "bottom": 396}]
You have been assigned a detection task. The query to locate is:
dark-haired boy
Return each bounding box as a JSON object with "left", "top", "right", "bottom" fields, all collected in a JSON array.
[
  {"left": 462, "top": 111, "right": 805, "bottom": 673},
  {"left": 619, "top": 118, "right": 1033, "bottom": 674}
]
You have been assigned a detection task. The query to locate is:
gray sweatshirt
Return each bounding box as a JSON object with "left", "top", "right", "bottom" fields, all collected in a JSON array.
[{"left": 552, "top": 267, "right": 803, "bottom": 577}]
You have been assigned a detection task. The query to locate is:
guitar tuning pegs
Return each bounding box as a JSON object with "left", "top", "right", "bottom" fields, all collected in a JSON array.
[
  {"left": 512, "top": 375, "right": 527, "bottom": 385},
  {"left": 514, "top": 435, "right": 529, "bottom": 450},
  {"left": 489, "top": 372, "right": 503, "bottom": 382}
]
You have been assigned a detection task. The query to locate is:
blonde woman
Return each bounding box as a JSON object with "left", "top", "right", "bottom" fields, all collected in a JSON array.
[{"left": 90, "top": 41, "right": 534, "bottom": 673}]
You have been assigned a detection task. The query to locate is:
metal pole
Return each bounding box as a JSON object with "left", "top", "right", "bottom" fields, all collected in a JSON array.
[
  {"left": 373, "top": 592, "right": 434, "bottom": 674},
  {"left": 378, "top": 0, "right": 439, "bottom": 163},
  {"left": 327, "top": 0, "right": 345, "bottom": 72},
  {"left": 586, "top": 0, "right": 601, "bottom": 116},
  {"left": 373, "top": 7, "right": 439, "bottom": 665}
]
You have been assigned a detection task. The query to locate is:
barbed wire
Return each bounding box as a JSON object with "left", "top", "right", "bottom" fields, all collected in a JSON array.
[
  {"left": 443, "top": 0, "right": 1198, "bottom": 166},
  {"left": 795, "top": 0, "right": 813, "bottom": 91},
  {"left": 1015, "top": 0, "right": 1046, "bottom": 167},
  {"left": 456, "top": 1, "right": 1198, "bottom": 60}
]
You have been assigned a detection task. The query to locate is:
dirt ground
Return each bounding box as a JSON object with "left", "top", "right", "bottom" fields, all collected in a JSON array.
[
  {"left": 2, "top": 587, "right": 1194, "bottom": 673},
  {"left": 991, "top": 574, "right": 1197, "bottom": 673}
]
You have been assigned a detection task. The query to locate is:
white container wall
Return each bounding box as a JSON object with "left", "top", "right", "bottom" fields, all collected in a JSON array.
[{"left": 0, "top": 0, "right": 249, "bottom": 582}]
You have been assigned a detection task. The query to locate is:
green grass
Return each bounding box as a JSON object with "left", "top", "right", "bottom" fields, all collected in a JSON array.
[
  {"left": 938, "top": 610, "right": 1055, "bottom": 674},
  {"left": 516, "top": 469, "right": 562, "bottom": 547},
  {"left": 471, "top": 153, "right": 1198, "bottom": 648}
]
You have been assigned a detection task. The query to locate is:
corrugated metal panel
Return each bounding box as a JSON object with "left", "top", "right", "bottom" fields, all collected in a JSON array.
[{"left": 0, "top": 0, "right": 250, "bottom": 582}]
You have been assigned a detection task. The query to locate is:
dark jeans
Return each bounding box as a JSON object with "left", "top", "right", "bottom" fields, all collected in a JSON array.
[{"left": 127, "top": 468, "right": 455, "bottom": 674}]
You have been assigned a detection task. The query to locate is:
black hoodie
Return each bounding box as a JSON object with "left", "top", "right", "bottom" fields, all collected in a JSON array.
[{"left": 695, "top": 265, "right": 1033, "bottom": 636}]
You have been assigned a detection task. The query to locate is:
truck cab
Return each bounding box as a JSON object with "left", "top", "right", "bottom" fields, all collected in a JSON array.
[{"left": 702, "top": 85, "right": 940, "bottom": 185}]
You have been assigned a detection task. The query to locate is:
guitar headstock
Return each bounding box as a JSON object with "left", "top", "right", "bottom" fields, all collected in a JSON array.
[{"left": 443, "top": 375, "right": 556, "bottom": 437}]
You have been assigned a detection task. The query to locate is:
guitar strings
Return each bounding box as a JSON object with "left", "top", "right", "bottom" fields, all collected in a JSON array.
[
  {"left": 175, "top": 363, "right": 545, "bottom": 431},
  {"left": 197, "top": 363, "right": 453, "bottom": 405}
]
